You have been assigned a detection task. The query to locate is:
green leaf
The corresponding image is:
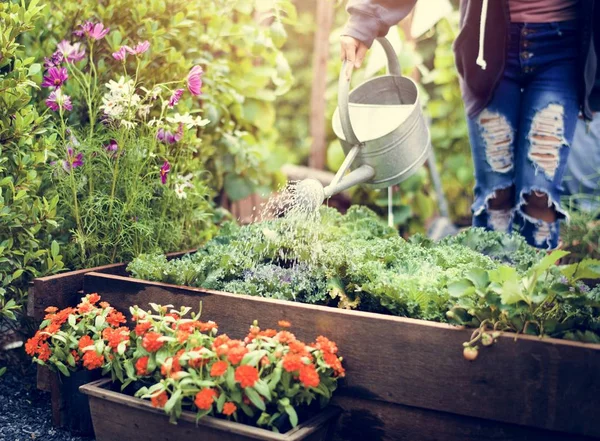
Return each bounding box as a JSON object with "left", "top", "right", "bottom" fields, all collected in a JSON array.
[
  {"left": 0, "top": 367, "right": 6, "bottom": 377},
  {"left": 253, "top": 380, "right": 271, "bottom": 400},
  {"left": 244, "top": 387, "right": 266, "bottom": 411},
  {"left": 500, "top": 279, "right": 525, "bottom": 305},
  {"left": 447, "top": 279, "right": 474, "bottom": 298},
  {"left": 164, "top": 389, "right": 181, "bottom": 414},
  {"left": 216, "top": 391, "right": 226, "bottom": 413},
  {"left": 95, "top": 315, "right": 105, "bottom": 328},
  {"left": 68, "top": 314, "right": 77, "bottom": 329},
  {"left": 55, "top": 361, "right": 70, "bottom": 377},
  {"left": 466, "top": 268, "right": 489, "bottom": 290},
  {"left": 51, "top": 241, "right": 59, "bottom": 258},
  {"left": 532, "top": 250, "right": 570, "bottom": 276},
  {"left": 224, "top": 174, "right": 254, "bottom": 202},
  {"left": 284, "top": 405, "right": 298, "bottom": 427}
]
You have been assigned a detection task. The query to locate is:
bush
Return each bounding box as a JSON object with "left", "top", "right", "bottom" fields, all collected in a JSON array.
[{"left": 0, "top": 0, "right": 64, "bottom": 330}]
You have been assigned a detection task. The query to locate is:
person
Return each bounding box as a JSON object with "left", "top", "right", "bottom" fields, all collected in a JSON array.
[
  {"left": 563, "top": 73, "right": 600, "bottom": 212},
  {"left": 340, "top": 0, "right": 599, "bottom": 249}
]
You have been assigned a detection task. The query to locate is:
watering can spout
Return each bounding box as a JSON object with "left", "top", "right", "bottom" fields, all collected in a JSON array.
[{"left": 323, "top": 165, "right": 375, "bottom": 199}]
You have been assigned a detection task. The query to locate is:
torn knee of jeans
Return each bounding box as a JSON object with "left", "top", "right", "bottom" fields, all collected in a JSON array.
[
  {"left": 519, "top": 210, "right": 556, "bottom": 248},
  {"left": 488, "top": 208, "right": 513, "bottom": 233},
  {"left": 478, "top": 110, "right": 514, "bottom": 173},
  {"left": 528, "top": 104, "right": 565, "bottom": 179}
]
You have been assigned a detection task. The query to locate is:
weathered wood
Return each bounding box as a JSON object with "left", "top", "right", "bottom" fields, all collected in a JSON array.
[
  {"left": 332, "top": 395, "right": 597, "bottom": 441},
  {"left": 309, "top": 0, "right": 335, "bottom": 170},
  {"left": 81, "top": 379, "right": 339, "bottom": 441},
  {"left": 82, "top": 272, "right": 600, "bottom": 439}
]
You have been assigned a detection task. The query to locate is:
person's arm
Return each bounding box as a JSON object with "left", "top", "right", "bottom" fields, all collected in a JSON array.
[
  {"left": 340, "top": 0, "right": 417, "bottom": 78},
  {"left": 343, "top": 0, "right": 417, "bottom": 48}
]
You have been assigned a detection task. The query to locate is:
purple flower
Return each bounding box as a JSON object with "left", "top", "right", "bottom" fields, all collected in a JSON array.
[
  {"left": 46, "top": 89, "right": 73, "bottom": 112},
  {"left": 187, "top": 65, "right": 203, "bottom": 96},
  {"left": 62, "top": 147, "right": 84, "bottom": 172},
  {"left": 112, "top": 46, "right": 128, "bottom": 61},
  {"left": 74, "top": 21, "right": 109, "bottom": 40},
  {"left": 44, "top": 51, "right": 64, "bottom": 69},
  {"left": 105, "top": 140, "right": 118, "bottom": 152},
  {"left": 159, "top": 160, "right": 171, "bottom": 184},
  {"left": 56, "top": 40, "right": 86, "bottom": 63},
  {"left": 133, "top": 41, "right": 150, "bottom": 54},
  {"left": 168, "top": 89, "right": 184, "bottom": 108},
  {"left": 156, "top": 124, "right": 184, "bottom": 144},
  {"left": 41, "top": 67, "right": 68, "bottom": 89}
]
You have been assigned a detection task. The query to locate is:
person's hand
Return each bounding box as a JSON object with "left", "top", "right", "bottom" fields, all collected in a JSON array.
[{"left": 340, "top": 36, "right": 368, "bottom": 81}]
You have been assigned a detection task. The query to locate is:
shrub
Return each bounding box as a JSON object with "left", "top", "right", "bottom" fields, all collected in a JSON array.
[{"left": 0, "top": 0, "right": 63, "bottom": 331}]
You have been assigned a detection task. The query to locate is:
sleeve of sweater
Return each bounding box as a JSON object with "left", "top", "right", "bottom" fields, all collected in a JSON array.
[{"left": 343, "top": 0, "right": 418, "bottom": 48}]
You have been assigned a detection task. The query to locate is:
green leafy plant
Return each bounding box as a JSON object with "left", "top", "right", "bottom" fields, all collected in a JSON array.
[
  {"left": 26, "top": 0, "right": 297, "bottom": 203},
  {"left": 0, "top": 0, "right": 64, "bottom": 330},
  {"left": 129, "top": 206, "right": 600, "bottom": 348},
  {"left": 39, "top": 19, "right": 216, "bottom": 268}
]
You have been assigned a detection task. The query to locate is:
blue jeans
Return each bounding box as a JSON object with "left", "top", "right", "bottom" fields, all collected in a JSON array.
[
  {"left": 563, "top": 114, "right": 600, "bottom": 212},
  {"left": 466, "top": 21, "right": 579, "bottom": 249}
]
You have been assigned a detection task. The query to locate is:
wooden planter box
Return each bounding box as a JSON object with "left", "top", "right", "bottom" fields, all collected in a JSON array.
[
  {"left": 81, "top": 379, "right": 340, "bottom": 441},
  {"left": 32, "top": 267, "right": 600, "bottom": 441}
]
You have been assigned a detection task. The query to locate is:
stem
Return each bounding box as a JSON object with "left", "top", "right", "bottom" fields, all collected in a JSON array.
[
  {"left": 60, "top": 109, "right": 83, "bottom": 245},
  {"left": 88, "top": 41, "right": 97, "bottom": 137}
]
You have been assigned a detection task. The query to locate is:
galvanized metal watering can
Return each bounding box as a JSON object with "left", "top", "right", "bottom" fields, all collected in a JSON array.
[{"left": 297, "top": 37, "right": 431, "bottom": 208}]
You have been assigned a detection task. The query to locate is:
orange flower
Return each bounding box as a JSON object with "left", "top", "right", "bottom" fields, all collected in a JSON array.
[
  {"left": 260, "top": 356, "right": 270, "bottom": 367},
  {"left": 299, "top": 364, "right": 320, "bottom": 388},
  {"left": 99, "top": 301, "right": 110, "bottom": 309},
  {"left": 222, "top": 402, "right": 237, "bottom": 416},
  {"left": 177, "top": 330, "right": 190, "bottom": 344},
  {"left": 45, "top": 306, "right": 58, "bottom": 314},
  {"left": 235, "top": 365, "right": 259, "bottom": 388},
  {"left": 151, "top": 391, "right": 168, "bottom": 408},
  {"left": 188, "top": 348, "right": 210, "bottom": 369},
  {"left": 25, "top": 333, "right": 42, "bottom": 356},
  {"left": 275, "top": 331, "right": 296, "bottom": 344},
  {"left": 194, "top": 388, "right": 218, "bottom": 410},
  {"left": 227, "top": 346, "right": 249, "bottom": 365},
  {"left": 323, "top": 352, "right": 345, "bottom": 377},
  {"left": 314, "top": 336, "right": 338, "bottom": 354},
  {"left": 77, "top": 302, "right": 92, "bottom": 314},
  {"left": 134, "top": 321, "right": 152, "bottom": 336},
  {"left": 282, "top": 354, "right": 304, "bottom": 372},
  {"left": 82, "top": 351, "right": 104, "bottom": 370},
  {"left": 37, "top": 342, "right": 51, "bottom": 362},
  {"left": 210, "top": 360, "right": 229, "bottom": 377},
  {"left": 44, "top": 322, "right": 61, "bottom": 335},
  {"left": 288, "top": 340, "right": 309, "bottom": 356},
  {"left": 78, "top": 335, "right": 94, "bottom": 351},
  {"left": 142, "top": 332, "right": 164, "bottom": 353},
  {"left": 198, "top": 321, "right": 217, "bottom": 332},
  {"left": 105, "top": 327, "right": 130, "bottom": 351},
  {"left": 258, "top": 329, "right": 277, "bottom": 338},
  {"left": 71, "top": 350, "right": 80, "bottom": 363},
  {"left": 212, "top": 334, "right": 230, "bottom": 350},
  {"left": 106, "top": 311, "right": 126, "bottom": 327},
  {"left": 87, "top": 293, "right": 101, "bottom": 304},
  {"left": 278, "top": 320, "right": 291, "bottom": 328},
  {"left": 135, "top": 356, "right": 149, "bottom": 376}
]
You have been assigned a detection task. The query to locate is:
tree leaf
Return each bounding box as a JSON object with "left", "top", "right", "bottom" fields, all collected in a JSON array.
[{"left": 245, "top": 387, "right": 265, "bottom": 411}]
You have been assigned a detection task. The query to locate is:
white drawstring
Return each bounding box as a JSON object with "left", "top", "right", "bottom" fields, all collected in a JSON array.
[{"left": 476, "top": 0, "right": 489, "bottom": 70}]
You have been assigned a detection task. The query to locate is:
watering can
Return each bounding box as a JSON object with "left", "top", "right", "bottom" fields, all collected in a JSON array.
[{"left": 297, "top": 37, "right": 431, "bottom": 209}]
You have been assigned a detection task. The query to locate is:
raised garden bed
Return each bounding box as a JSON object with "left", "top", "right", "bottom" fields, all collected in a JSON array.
[
  {"left": 81, "top": 378, "right": 341, "bottom": 441},
  {"left": 30, "top": 267, "right": 600, "bottom": 441}
]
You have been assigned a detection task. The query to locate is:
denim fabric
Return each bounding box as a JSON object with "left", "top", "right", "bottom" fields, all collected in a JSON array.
[
  {"left": 466, "top": 21, "right": 580, "bottom": 250},
  {"left": 563, "top": 114, "right": 600, "bottom": 212}
]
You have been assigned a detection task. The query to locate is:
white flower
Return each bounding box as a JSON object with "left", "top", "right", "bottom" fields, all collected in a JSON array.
[
  {"left": 105, "top": 76, "right": 135, "bottom": 97},
  {"left": 166, "top": 113, "right": 210, "bottom": 129},
  {"left": 138, "top": 104, "right": 152, "bottom": 118},
  {"left": 120, "top": 120, "right": 137, "bottom": 130},
  {"left": 174, "top": 183, "right": 188, "bottom": 199},
  {"left": 192, "top": 116, "right": 210, "bottom": 127},
  {"left": 147, "top": 118, "right": 161, "bottom": 127}
]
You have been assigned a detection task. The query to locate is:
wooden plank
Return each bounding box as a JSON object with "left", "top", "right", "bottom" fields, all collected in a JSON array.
[
  {"left": 332, "top": 395, "right": 596, "bottom": 441},
  {"left": 82, "top": 272, "right": 600, "bottom": 438},
  {"left": 82, "top": 379, "right": 338, "bottom": 441},
  {"left": 309, "top": 0, "right": 335, "bottom": 170}
]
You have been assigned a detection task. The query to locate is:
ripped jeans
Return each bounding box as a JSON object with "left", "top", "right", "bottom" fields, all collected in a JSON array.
[{"left": 467, "top": 21, "right": 579, "bottom": 249}]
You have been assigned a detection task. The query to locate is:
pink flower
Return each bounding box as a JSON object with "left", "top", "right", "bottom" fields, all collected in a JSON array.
[
  {"left": 159, "top": 161, "right": 170, "bottom": 185},
  {"left": 133, "top": 41, "right": 150, "bottom": 54},
  {"left": 46, "top": 89, "right": 72, "bottom": 112},
  {"left": 41, "top": 67, "right": 68, "bottom": 89},
  {"left": 156, "top": 124, "right": 184, "bottom": 144},
  {"left": 44, "top": 51, "right": 64, "bottom": 69},
  {"left": 168, "top": 89, "right": 184, "bottom": 108},
  {"left": 105, "top": 140, "right": 119, "bottom": 158},
  {"left": 62, "top": 147, "right": 84, "bottom": 172},
  {"left": 56, "top": 40, "right": 86, "bottom": 63},
  {"left": 75, "top": 21, "right": 109, "bottom": 40},
  {"left": 112, "top": 47, "right": 128, "bottom": 61},
  {"left": 187, "top": 66, "right": 203, "bottom": 96}
]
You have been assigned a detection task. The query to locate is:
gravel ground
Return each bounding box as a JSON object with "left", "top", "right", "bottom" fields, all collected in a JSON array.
[{"left": 0, "top": 360, "right": 94, "bottom": 441}]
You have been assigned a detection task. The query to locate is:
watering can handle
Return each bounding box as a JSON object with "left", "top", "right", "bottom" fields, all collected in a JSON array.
[{"left": 338, "top": 37, "right": 402, "bottom": 146}]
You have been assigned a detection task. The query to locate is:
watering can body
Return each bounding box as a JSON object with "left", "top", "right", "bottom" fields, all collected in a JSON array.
[{"left": 330, "top": 37, "right": 431, "bottom": 192}]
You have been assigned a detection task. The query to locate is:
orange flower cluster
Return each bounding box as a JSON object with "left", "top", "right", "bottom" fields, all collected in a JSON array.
[
  {"left": 142, "top": 332, "right": 164, "bottom": 353},
  {"left": 82, "top": 350, "right": 104, "bottom": 370},
  {"left": 222, "top": 402, "right": 237, "bottom": 416},
  {"left": 151, "top": 391, "right": 168, "bottom": 408},
  {"left": 210, "top": 360, "right": 229, "bottom": 377},
  {"left": 314, "top": 336, "right": 345, "bottom": 378},
  {"left": 234, "top": 365, "right": 259, "bottom": 388},
  {"left": 103, "top": 327, "right": 130, "bottom": 351},
  {"left": 194, "top": 388, "right": 218, "bottom": 410},
  {"left": 135, "top": 356, "right": 149, "bottom": 376}
]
